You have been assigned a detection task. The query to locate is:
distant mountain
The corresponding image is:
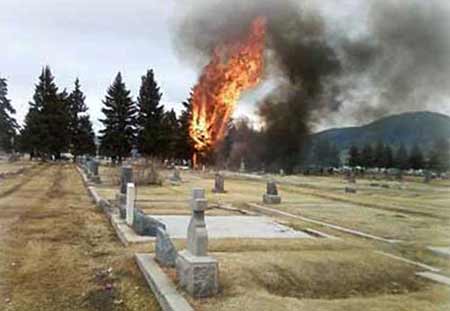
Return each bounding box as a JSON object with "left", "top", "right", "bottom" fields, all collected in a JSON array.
[{"left": 310, "top": 111, "right": 450, "bottom": 152}]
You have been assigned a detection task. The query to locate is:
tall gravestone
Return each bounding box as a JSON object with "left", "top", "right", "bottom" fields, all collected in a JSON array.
[
  {"left": 126, "top": 183, "right": 136, "bottom": 226},
  {"left": 90, "top": 160, "right": 101, "bottom": 184},
  {"left": 176, "top": 189, "right": 219, "bottom": 298},
  {"left": 263, "top": 180, "right": 281, "bottom": 204},
  {"left": 212, "top": 173, "right": 226, "bottom": 193},
  {"left": 118, "top": 166, "right": 133, "bottom": 218}
]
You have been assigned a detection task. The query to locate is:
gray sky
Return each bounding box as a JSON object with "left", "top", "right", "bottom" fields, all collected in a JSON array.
[{"left": 2, "top": 0, "right": 449, "bottom": 132}]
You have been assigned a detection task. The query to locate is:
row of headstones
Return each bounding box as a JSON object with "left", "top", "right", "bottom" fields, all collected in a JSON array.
[
  {"left": 198, "top": 172, "right": 282, "bottom": 205},
  {"left": 117, "top": 166, "right": 219, "bottom": 298},
  {"left": 79, "top": 157, "right": 101, "bottom": 184}
]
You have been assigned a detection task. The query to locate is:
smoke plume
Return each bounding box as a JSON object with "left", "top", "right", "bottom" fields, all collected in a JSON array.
[{"left": 173, "top": 0, "right": 450, "bottom": 170}]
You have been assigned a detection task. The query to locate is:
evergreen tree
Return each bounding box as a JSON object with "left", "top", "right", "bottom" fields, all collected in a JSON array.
[
  {"left": 361, "top": 144, "right": 374, "bottom": 168},
  {"left": 429, "top": 138, "right": 450, "bottom": 172},
  {"left": 348, "top": 145, "right": 360, "bottom": 167},
  {"left": 67, "top": 79, "right": 96, "bottom": 158},
  {"left": 161, "top": 109, "right": 179, "bottom": 159},
  {"left": 0, "top": 77, "right": 18, "bottom": 152},
  {"left": 136, "top": 69, "right": 165, "bottom": 157},
  {"left": 409, "top": 143, "right": 424, "bottom": 170},
  {"left": 20, "top": 66, "right": 70, "bottom": 159},
  {"left": 374, "top": 141, "right": 385, "bottom": 168},
  {"left": 175, "top": 94, "right": 195, "bottom": 161},
  {"left": 384, "top": 145, "right": 394, "bottom": 168},
  {"left": 99, "top": 72, "right": 136, "bottom": 163},
  {"left": 394, "top": 144, "right": 409, "bottom": 170}
]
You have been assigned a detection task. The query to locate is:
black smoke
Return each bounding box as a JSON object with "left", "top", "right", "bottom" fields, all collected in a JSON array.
[{"left": 173, "top": 0, "right": 450, "bottom": 172}]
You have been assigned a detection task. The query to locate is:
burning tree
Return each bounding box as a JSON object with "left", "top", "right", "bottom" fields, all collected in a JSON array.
[{"left": 189, "top": 17, "right": 267, "bottom": 167}]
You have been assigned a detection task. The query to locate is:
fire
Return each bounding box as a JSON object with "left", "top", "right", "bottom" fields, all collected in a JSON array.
[{"left": 189, "top": 16, "right": 267, "bottom": 163}]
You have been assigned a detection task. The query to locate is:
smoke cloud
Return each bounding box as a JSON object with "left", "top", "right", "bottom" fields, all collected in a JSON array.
[{"left": 172, "top": 0, "right": 450, "bottom": 170}]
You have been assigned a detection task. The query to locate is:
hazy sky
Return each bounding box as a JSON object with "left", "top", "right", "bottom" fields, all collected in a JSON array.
[{"left": 2, "top": 0, "right": 449, "bottom": 132}]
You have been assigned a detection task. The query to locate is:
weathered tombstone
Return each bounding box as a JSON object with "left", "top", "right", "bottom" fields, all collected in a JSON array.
[
  {"left": 212, "top": 173, "right": 226, "bottom": 193},
  {"left": 424, "top": 170, "right": 432, "bottom": 183},
  {"left": 240, "top": 159, "right": 246, "bottom": 173},
  {"left": 345, "top": 186, "right": 357, "bottom": 193},
  {"left": 90, "top": 160, "right": 101, "bottom": 184},
  {"left": 126, "top": 183, "right": 135, "bottom": 226},
  {"left": 120, "top": 166, "right": 133, "bottom": 194},
  {"left": 118, "top": 166, "right": 133, "bottom": 211},
  {"left": 176, "top": 189, "right": 219, "bottom": 298},
  {"left": 155, "top": 227, "right": 178, "bottom": 267},
  {"left": 132, "top": 209, "right": 166, "bottom": 236},
  {"left": 263, "top": 180, "right": 282, "bottom": 204},
  {"left": 170, "top": 168, "right": 181, "bottom": 183}
]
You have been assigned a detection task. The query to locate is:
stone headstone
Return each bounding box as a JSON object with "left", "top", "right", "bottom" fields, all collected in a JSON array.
[
  {"left": 89, "top": 160, "right": 101, "bottom": 184},
  {"left": 132, "top": 209, "right": 166, "bottom": 236},
  {"left": 212, "top": 173, "right": 225, "bottom": 193},
  {"left": 240, "top": 159, "right": 246, "bottom": 173},
  {"left": 345, "top": 186, "right": 357, "bottom": 193},
  {"left": 155, "top": 227, "right": 178, "bottom": 267},
  {"left": 176, "top": 189, "right": 219, "bottom": 298},
  {"left": 170, "top": 168, "right": 182, "bottom": 183},
  {"left": 263, "top": 180, "right": 281, "bottom": 204},
  {"left": 120, "top": 166, "right": 133, "bottom": 194},
  {"left": 424, "top": 170, "right": 432, "bottom": 183},
  {"left": 126, "top": 183, "right": 135, "bottom": 226},
  {"left": 267, "top": 181, "right": 278, "bottom": 195}
]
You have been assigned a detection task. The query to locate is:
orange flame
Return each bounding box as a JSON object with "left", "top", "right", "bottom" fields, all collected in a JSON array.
[{"left": 189, "top": 16, "right": 267, "bottom": 157}]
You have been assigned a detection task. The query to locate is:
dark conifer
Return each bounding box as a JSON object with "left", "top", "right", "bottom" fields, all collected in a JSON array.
[{"left": 99, "top": 72, "right": 136, "bottom": 163}]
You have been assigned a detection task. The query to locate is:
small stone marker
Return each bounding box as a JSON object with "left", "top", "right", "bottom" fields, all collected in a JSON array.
[
  {"left": 90, "top": 160, "right": 101, "bottom": 184},
  {"left": 120, "top": 166, "right": 133, "bottom": 194},
  {"left": 176, "top": 189, "right": 219, "bottom": 298},
  {"left": 155, "top": 227, "right": 178, "bottom": 267},
  {"left": 240, "top": 159, "right": 246, "bottom": 173},
  {"left": 263, "top": 180, "right": 281, "bottom": 204},
  {"left": 345, "top": 186, "right": 357, "bottom": 193},
  {"left": 126, "top": 183, "right": 136, "bottom": 226},
  {"left": 170, "top": 168, "right": 181, "bottom": 183},
  {"left": 212, "top": 173, "right": 226, "bottom": 193},
  {"left": 424, "top": 170, "right": 432, "bottom": 183}
]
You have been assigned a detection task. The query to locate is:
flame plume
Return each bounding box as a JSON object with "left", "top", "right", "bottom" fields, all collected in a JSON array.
[{"left": 189, "top": 16, "right": 267, "bottom": 164}]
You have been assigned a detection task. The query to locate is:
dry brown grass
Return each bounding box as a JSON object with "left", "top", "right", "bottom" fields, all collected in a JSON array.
[{"left": 0, "top": 164, "right": 160, "bottom": 311}]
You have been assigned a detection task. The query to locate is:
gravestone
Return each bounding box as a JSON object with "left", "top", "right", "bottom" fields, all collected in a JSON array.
[
  {"left": 176, "top": 189, "right": 219, "bottom": 298},
  {"left": 240, "top": 159, "right": 246, "bottom": 173},
  {"left": 424, "top": 170, "right": 432, "bottom": 183},
  {"left": 212, "top": 173, "right": 226, "bottom": 193},
  {"left": 263, "top": 180, "right": 281, "bottom": 204},
  {"left": 90, "top": 160, "right": 101, "bottom": 184},
  {"left": 345, "top": 186, "right": 357, "bottom": 193},
  {"left": 132, "top": 209, "right": 166, "bottom": 236},
  {"left": 126, "top": 183, "right": 135, "bottom": 226},
  {"left": 155, "top": 227, "right": 178, "bottom": 267},
  {"left": 120, "top": 166, "right": 133, "bottom": 194},
  {"left": 170, "top": 168, "right": 182, "bottom": 183}
]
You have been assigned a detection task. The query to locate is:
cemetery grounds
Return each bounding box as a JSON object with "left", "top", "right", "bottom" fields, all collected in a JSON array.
[{"left": 0, "top": 159, "right": 449, "bottom": 310}]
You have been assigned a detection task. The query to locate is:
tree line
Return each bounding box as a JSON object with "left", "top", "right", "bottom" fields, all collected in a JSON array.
[
  {"left": 348, "top": 141, "right": 450, "bottom": 172},
  {"left": 0, "top": 67, "right": 194, "bottom": 162}
]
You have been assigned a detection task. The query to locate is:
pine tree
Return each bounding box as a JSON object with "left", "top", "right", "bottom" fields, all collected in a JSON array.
[
  {"left": 99, "top": 72, "right": 136, "bottom": 163},
  {"left": 161, "top": 109, "right": 179, "bottom": 159},
  {"left": 409, "top": 144, "right": 424, "bottom": 170},
  {"left": 374, "top": 141, "right": 385, "bottom": 168},
  {"left": 361, "top": 144, "right": 374, "bottom": 168},
  {"left": 0, "top": 77, "right": 18, "bottom": 152},
  {"left": 20, "top": 66, "right": 70, "bottom": 159},
  {"left": 136, "top": 69, "right": 164, "bottom": 157},
  {"left": 176, "top": 95, "right": 195, "bottom": 161},
  {"left": 384, "top": 145, "right": 394, "bottom": 168},
  {"left": 428, "top": 138, "right": 450, "bottom": 173},
  {"left": 394, "top": 144, "right": 409, "bottom": 170},
  {"left": 67, "top": 79, "right": 96, "bottom": 158},
  {"left": 348, "top": 145, "right": 360, "bottom": 167}
]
